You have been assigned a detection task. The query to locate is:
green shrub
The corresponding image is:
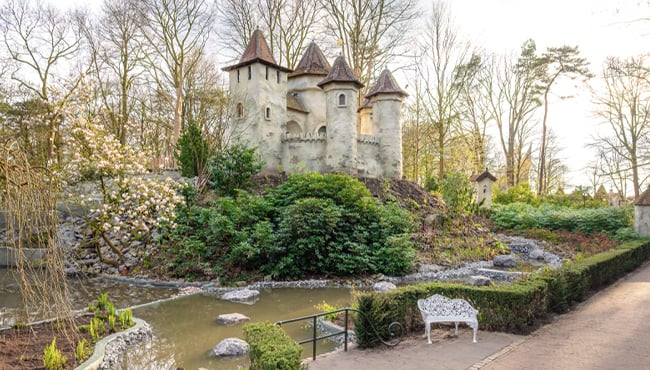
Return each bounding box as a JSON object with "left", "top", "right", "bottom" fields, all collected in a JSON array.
[
  {"left": 176, "top": 120, "right": 211, "bottom": 178},
  {"left": 440, "top": 172, "right": 474, "bottom": 215},
  {"left": 491, "top": 203, "right": 632, "bottom": 235},
  {"left": 43, "top": 338, "right": 66, "bottom": 370},
  {"left": 207, "top": 143, "right": 264, "bottom": 196},
  {"left": 75, "top": 339, "right": 92, "bottom": 363},
  {"left": 243, "top": 322, "right": 303, "bottom": 370},
  {"left": 354, "top": 241, "right": 650, "bottom": 347}
]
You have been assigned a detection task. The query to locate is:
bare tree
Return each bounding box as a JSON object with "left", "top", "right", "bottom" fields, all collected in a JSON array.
[
  {"left": 219, "top": 0, "right": 320, "bottom": 69},
  {"left": 414, "top": 1, "right": 474, "bottom": 181},
  {"left": 591, "top": 55, "right": 650, "bottom": 198},
  {"left": 536, "top": 45, "right": 592, "bottom": 195},
  {"left": 0, "top": 0, "right": 83, "bottom": 166},
  {"left": 486, "top": 40, "right": 545, "bottom": 187},
  {"left": 83, "top": 0, "right": 146, "bottom": 145},
  {"left": 319, "top": 0, "right": 418, "bottom": 91},
  {"left": 141, "top": 0, "right": 216, "bottom": 154}
]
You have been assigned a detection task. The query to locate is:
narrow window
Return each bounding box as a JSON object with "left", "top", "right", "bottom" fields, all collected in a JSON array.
[
  {"left": 265, "top": 66, "right": 269, "bottom": 80},
  {"left": 237, "top": 69, "right": 240, "bottom": 83},
  {"left": 338, "top": 93, "right": 346, "bottom": 107},
  {"left": 248, "top": 66, "right": 252, "bottom": 80},
  {"left": 237, "top": 103, "right": 244, "bottom": 118},
  {"left": 265, "top": 107, "right": 271, "bottom": 120},
  {"left": 318, "top": 126, "right": 327, "bottom": 136},
  {"left": 276, "top": 70, "right": 280, "bottom": 83}
]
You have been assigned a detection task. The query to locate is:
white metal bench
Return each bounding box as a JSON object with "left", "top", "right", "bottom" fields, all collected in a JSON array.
[{"left": 417, "top": 294, "right": 478, "bottom": 343}]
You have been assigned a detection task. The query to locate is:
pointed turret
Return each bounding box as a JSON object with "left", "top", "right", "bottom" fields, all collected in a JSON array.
[
  {"left": 289, "top": 42, "right": 331, "bottom": 77},
  {"left": 366, "top": 68, "right": 407, "bottom": 178},
  {"left": 223, "top": 28, "right": 291, "bottom": 72},
  {"left": 317, "top": 56, "right": 364, "bottom": 89},
  {"left": 366, "top": 68, "right": 408, "bottom": 98}
]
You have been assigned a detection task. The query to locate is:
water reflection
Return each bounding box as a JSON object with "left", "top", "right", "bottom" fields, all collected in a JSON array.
[{"left": 123, "top": 288, "right": 353, "bottom": 370}]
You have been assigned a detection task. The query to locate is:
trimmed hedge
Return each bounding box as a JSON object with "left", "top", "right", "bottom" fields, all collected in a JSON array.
[
  {"left": 355, "top": 240, "right": 650, "bottom": 347},
  {"left": 242, "top": 322, "right": 303, "bottom": 370}
]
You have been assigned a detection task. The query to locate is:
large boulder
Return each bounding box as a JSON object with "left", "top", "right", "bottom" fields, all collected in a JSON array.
[
  {"left": 216, "top": 313, "right": 250, "bottom": 326},
  {"left": 210, "top": 338, "right": 250, "bottom": 357},
  {"left": 493, "top": 254, "right": 516, "bottom": 268},
  {"left": 221, "top": 289, "right": 260, "bottom": 304}
]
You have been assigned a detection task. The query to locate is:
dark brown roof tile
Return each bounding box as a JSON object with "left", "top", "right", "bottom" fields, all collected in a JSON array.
[
  {"left": 366, "top": 68, "right": 408, "bottom": 98},
  {"left": 289, "top": 42, "right": 331, "bottom": 78},
  {"left": 317, "top": 55, "right": 363, "bottom": 89}
]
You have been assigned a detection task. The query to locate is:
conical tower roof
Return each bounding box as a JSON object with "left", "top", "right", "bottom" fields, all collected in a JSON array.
[
  {"left": 366, "top": 68, "right": 408, "bottom": 98},
  {"left": 223, "top": 28, "right": 291, "bottom": 72},
  {"left": 289, "top": 42, "right": 331, "bottom": 77},
  {"left": 317, "top": 55, "right": 363, "bottom": 89}
]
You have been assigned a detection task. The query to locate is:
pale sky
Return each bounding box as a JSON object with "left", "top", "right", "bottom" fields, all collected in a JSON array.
[{"left": 443, "top": 0, "right": 649, "bottom": 190}]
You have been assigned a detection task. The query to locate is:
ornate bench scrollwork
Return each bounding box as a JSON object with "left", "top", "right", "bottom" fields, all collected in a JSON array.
[{"left": 417, "top": 294, "right": 478, "bottom": 343}]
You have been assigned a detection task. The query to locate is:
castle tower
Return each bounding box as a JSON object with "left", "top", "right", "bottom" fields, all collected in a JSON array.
[
  {"left": 317, "top": 56, "right": 363, "bottom": 175},
  {"left": 288, "top": 42, "right": 331, "bottom": 135},
  {"left": 366, "top": 68, "right": 408, "bottom": 178},
  {"left": 222, "top": 28, "right": 292, "bottom": 174}
]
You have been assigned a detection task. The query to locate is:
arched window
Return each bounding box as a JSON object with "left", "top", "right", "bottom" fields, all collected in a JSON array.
[
  {"left": 318, "top": 126, "right": 327, "bottom": 136},
  {"left": 237, "top": 103, "right": 244, "bottom": 118},
  {"left": 338, "top": 93, "right": 347, "bottom": 107},
  {"left": 286, "top": 121, "right": 301, "bottom": 135},
  {"left": 265, "top": 107, "right": 271, "bottom": 120}
]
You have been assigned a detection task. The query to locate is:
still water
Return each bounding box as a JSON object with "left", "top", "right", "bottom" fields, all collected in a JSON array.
[
  {"left": 0, "top": 267, "right": 178, "bottom": 326},
  {"left": 122, "top": 288, "right": 353, "bottom": 370}
]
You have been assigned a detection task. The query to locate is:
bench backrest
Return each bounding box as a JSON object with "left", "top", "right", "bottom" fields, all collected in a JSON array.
[{"left": 417, "top": 294, "right": 477, "bottom": 318}]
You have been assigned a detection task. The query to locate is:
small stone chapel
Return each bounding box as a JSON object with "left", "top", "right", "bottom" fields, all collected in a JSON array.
[{"left": 223, "top": 29, "right": 408, "bottom": 178}]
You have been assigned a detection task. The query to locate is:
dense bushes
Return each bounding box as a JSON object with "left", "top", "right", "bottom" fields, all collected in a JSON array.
[
  {"left": 491, "top": 202, "right": 633, "bottom": 235},
  {"left": 354, "top": 240, "right": 650, "bottom": 347},
  {"left": 170, "top": 173, "right": 416, "bottom": 279},
  {"left": 243, "top": 322, "right": 303, "bottom": 370}
]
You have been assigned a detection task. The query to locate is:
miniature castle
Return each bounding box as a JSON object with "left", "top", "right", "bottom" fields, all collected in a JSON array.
[{"left": 223, "top": 29, "right": 407, "bottom": 178}]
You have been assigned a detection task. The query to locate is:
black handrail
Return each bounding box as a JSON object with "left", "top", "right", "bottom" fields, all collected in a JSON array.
[{"left": 275, "top": 307, "right": 405, "bottom": 361}]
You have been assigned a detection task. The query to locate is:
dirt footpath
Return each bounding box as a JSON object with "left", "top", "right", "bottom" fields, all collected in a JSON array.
[{"left": 306, "top": 261, "right": 650, "bottom": 370}]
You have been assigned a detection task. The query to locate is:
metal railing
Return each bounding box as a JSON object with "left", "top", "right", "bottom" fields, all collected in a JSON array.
[{"left": 275, "top": 307, "right": 405, "bottom": 361}]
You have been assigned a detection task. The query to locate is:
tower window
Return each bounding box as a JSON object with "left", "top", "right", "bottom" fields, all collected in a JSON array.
[
  {"left": 276, "top": 70, "right": 280, "bottom": 83},
  {"left": 237, "top": 103, "right": 244, "bottom": 118},
  {"left": 338, "top": 93, "right": 347, "bottom": 107},
  {"left": 237, "top": 69, "right": 240, "bottom": 83},
  {"left": 318, "top": 126, "right": 327, "bottom": 136},
  {"left": 265, "top": 66, "right": 269, "bottom": 80},
  {"left": 248, "top": 66, "right": 252, "bottom": 80},
  {"left": 265, "top": 107, "right": 271, "bottom": 120}
]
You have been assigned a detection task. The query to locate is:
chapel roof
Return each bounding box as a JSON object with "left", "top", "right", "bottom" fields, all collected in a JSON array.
[
  {"left": 223, "top": 28, "right": 292, "bottom": 72},
  {"left": 289, "top": 42, "right": 331, "bottom": 78},
  {"left": 317, "top": 55, "right": 364, "bottom": 89},
  {"left": 471, "top": 169, "right": 497, "bottom": 182},
  {"left": 366, "top": 68, "right": 408, "bottom": 98}
]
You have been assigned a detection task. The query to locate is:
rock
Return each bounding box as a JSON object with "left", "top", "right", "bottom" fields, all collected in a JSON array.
[
  {"left": 418, "top": 264, "right": 443, "bottom": 273},
  {"left": 468, "top": 275, "right": 492, "bottom": 286},
  {"left": 529, "top": 249, "right": 545, "bottom": 260},
  {"left": 216, "top": 313, "right": 250, "bottom": 325},
  {"left": 235, "top": 281, "right": 248, "bottom": 287},
  {"left": 493, "top": 254, "right": 516, "bottom": 268},
  {"left": 373, "top": 281, "right": 397, "bottom": 292},
  {"left": 221, "top": 289, "right": 260, "bottom": 304},
  {"left": 210, "top": 338, "right": 249, "bottom": 357}
]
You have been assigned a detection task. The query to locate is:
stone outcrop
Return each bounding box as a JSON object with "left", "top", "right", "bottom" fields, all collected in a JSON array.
[
  {"left": 216, "top": 313, "right": 250, "bottom": 325},
  {"left": 210, "top": 338, "right": 250, "bottom": 357},
  {"left": 373, "top": 281, "right": 397, "bottom": 292},
  {"left": 221, "top": 289, "right": 260, "bottom": 304},
  {"left": 493, "top": 254, "right": 517, "bottom": 268}
]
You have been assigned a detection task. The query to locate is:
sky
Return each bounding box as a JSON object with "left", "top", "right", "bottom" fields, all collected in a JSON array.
[
  {"left": 440, "top": 0, "right": 650, "bottom": 190},
  {"left": 57, "top": 0, "right": 650, "bottom": 190}
]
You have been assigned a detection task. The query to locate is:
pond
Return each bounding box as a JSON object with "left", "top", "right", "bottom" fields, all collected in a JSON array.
[
  {"left": 122, "top": 288, "right": 353, "bottom": 370},
  {"left": 0, "top": 267, "right": 178, "bottom": 327}
]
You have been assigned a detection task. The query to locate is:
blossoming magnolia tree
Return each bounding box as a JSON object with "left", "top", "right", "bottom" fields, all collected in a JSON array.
[{"left": 61, "top": 102, "right": 184, "bottom": 268}]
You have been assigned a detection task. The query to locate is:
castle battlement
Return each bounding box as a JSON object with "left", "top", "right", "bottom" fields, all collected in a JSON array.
[{"left": 281, "top": 133, "right": 327, "bottom": 142}]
